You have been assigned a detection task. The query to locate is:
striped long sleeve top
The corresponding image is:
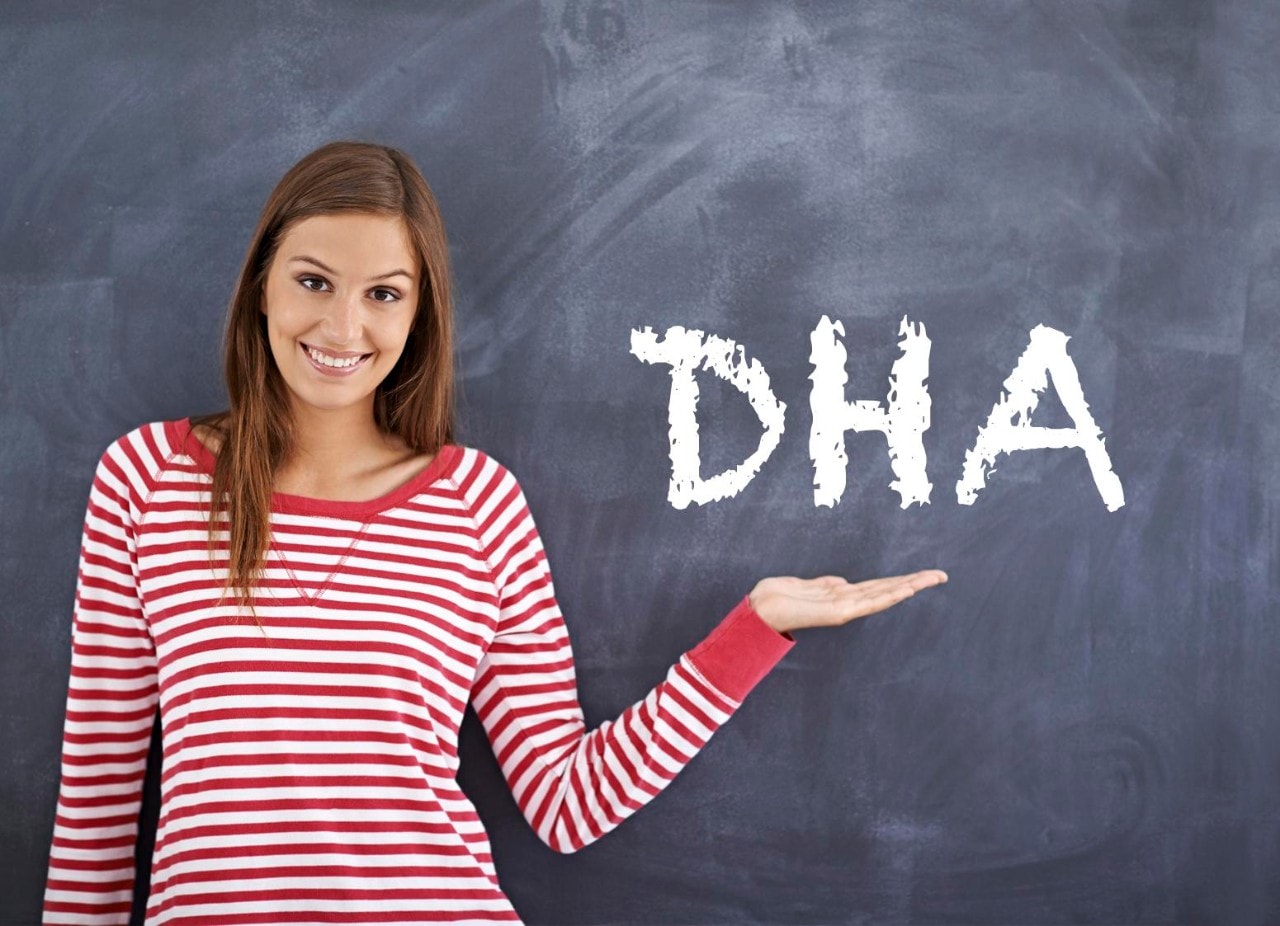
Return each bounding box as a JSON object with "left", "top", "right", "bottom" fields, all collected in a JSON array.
[{"left": 43, "top": 417, "right": 796, "bottom": 925}]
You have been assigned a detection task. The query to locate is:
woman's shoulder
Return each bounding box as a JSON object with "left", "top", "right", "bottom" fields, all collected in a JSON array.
[
  {"left": 448, "top": 445, "right": 534, "bottom": 509},
  {"left": 102, "top": 414, "right": 230, "bottom": 473},
  {"left": 87, "top": 417, "right": 192, "bottom": 507},
  {"left": 457, "top": 444, "right": 522, "bottom": 481},
  {"left": 98, "top": 416, "right": 180, "bottom": 458}
]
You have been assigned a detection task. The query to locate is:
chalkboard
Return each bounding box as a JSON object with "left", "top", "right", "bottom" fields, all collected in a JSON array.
[{"left": 4, "top": 1, "right": 1278, "bottom": 924}]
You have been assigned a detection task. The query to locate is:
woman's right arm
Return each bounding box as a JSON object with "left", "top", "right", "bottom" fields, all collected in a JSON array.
[{"left": 44, "top": 442, "right": 159, "bottom": 925}]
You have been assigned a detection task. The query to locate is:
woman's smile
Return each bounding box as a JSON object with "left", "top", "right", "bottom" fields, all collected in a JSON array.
[{"left": 300, "top": 340, "right": 373, "bottom": 377}]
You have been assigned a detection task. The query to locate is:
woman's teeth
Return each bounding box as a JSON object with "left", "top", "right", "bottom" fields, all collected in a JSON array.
[{"left": 305, "top": 344, "right": 369, "bottom": 368}]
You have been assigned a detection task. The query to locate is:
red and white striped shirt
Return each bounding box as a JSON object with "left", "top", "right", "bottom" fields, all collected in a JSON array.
[{"left": 44, "top": 416, "right": 795, "bottom": 925}]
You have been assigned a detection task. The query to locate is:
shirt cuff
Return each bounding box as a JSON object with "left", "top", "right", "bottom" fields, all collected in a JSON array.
[{"left": 686, "top": 594, "right": 796, "bottom": 703}]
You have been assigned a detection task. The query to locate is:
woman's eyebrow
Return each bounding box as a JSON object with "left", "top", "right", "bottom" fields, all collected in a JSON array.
[{"left": 289, "top": 255, "right": 414, "bottom": 282}]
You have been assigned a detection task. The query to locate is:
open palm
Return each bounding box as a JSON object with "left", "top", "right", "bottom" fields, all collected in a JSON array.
[{"left": 749, "top": 570, "right": 949, "bottom": 636}]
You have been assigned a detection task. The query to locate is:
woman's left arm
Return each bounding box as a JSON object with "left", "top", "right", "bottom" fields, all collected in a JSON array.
[{"left": 465, "top": 456, "right": 945, "bottom": 854}]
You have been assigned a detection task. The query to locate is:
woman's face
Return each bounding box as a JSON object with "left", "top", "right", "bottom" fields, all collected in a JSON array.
[{"left": 260, "top": 212, "right": 420, "bottom": 417}]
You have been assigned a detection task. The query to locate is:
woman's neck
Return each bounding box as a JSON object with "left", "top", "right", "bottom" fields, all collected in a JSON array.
[{"left": 280, "top": 400, "right": 412, "bottom": 489}]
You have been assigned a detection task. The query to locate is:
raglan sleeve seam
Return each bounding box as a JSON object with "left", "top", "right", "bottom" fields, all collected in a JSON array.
[
  {"left": 454, "top": 466, "right": 503, "bottom": 607},
  {"left": 134, "top": 421, "right": 184, "bottom": 530},
  {"left": 124, "top": 422, "right": 180, "bottom": 618}
]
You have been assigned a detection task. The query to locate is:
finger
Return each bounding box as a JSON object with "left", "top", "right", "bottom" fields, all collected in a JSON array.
[
  {"left": 904, "top": 569, "right": 948, "bottom": 589},
  {"left": 844, "top": 572, "right": 937, "bottom": 597},
  {"left": 898, "top": 568, "right": 947, "bottom": 585},
  {"left": 837, "top": 574, "right": 945, "bottom": 618},
  {"left": 843, "top": 584, "right": 921, "bottom": 621},
  {"left": 805, "top": 571, "right": 945, "bottom": 597},
  {"left": 861, "top": 570, "right": 948, "bottom": 594}
]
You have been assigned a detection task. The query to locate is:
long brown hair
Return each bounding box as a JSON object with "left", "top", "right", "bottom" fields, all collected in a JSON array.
[{"left": 191, "top": 140, "right": 456, "bottom": 629}]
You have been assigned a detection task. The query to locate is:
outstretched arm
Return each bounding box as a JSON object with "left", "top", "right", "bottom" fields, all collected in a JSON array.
[
  {"left": 465, "top": 460, "right": 795, "bottom": 854},
  {"left": 464, "top": 456, "right": 948, "bottom": 854}
]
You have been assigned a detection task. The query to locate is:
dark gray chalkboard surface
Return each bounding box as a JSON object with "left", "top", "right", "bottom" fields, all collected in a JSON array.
[{"left": 4, "top": 2, "right": 1277, "bottom": 924}]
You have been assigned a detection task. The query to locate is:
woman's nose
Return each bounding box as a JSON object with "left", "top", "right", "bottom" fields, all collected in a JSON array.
[{"left": 323, "top": 290, "right": 364, "bottom": 342}]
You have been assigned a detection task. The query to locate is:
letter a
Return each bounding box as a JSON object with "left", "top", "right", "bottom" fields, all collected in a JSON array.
[
  {"left": 957, "top": 324, "right": 1125, "bottom": 511},
  {"left": 808, "top": 314, "right": 933, "bottom": 508},
  {"left": 630, "top": 325, "right": 786, "bottom": 509}
]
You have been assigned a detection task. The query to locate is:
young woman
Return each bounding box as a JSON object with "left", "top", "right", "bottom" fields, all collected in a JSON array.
[{"left": 43, "top": 141, "right": 947, "bottom": 925}]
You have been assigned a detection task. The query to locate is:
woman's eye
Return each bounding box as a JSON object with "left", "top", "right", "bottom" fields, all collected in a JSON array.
[
  {"left": 372, "top": 289, "right": 399, "bottom": 303},
  {"left": 299, "top": 276, "right": 328, "bottom": 292}
]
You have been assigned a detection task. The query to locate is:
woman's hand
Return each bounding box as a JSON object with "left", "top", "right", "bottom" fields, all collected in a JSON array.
[{"left": 749, "top": 570, "right": 948, "bottom": 636}]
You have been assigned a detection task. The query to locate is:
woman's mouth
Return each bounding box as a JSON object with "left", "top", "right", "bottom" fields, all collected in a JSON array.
[{"left": 300, "top": 342, "right": 372, "bottom": 377}]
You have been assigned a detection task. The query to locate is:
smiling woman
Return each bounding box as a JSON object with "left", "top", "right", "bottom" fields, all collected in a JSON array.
[{"left": 42, "top": 140, "right": 945, "bottom": 926}]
